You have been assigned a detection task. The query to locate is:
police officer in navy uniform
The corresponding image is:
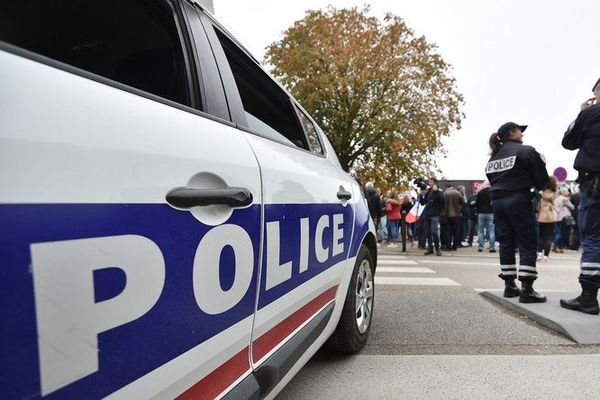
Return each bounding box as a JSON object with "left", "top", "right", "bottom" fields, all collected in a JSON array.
[
  {"left": 560, "top": 78, "right": 600, "bottom": 315},
  {"left": 486, "top": 122, "right": 550, "bottom": 302}
]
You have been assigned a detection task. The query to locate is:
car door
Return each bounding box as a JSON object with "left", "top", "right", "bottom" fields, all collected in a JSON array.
[
  {"left": 198, "top": 13, "right": 357, "bottom": 389},
  {"left": 0, "top": 1, "right": 261, "bottom": 399}
]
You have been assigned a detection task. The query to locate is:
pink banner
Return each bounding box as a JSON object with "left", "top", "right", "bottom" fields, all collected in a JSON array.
[{"left": 471, "top": 180, "right": 485, "bottom": 194}]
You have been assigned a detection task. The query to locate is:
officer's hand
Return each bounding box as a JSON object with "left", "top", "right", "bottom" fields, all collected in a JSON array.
[{"left": 581, "top": 97, "right": 596, "bottom": 111}]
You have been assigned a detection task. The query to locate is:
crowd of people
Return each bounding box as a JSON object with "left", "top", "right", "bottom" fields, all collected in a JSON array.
[
  {"left": 365, "top": 179, "right": 491, "bottom": 253},
  {"left": 364, "top": 178, "right": 580, "bottom": 257},
  {"left": 364, "top": 76, "right": 600, "bottom": 315}
]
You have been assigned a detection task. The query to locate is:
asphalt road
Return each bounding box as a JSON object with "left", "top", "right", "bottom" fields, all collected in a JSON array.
[{"left": 277, "top": 243, "right": 600, "bottom": 399}]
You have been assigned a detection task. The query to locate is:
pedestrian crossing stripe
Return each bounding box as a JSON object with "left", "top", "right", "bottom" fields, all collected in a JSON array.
[
  {"left": 376, "top": 267, "right": 434, "bottom": 274},
  {"left": 418, "top": 259, "right": 580, "bottom": 270},
  {"left": 378, "top": 255, "right": 408, "bottom": 260},
  {"left": 377, "top": 260, "right": 418, "bottom": 265},
  {"left": 419, "top": 260, "right": 498, "bottom": 266},
  {"left": 374, "top": 277, "right": 460, "bottom": 286}
]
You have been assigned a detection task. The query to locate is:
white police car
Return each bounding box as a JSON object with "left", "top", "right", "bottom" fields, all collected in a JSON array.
[{"left": 0, "top": 1, "right": 377, "bottom": 399}]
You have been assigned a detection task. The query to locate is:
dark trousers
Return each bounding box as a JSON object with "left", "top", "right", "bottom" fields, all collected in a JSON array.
[
  {"left": 538, "top": 222, "right": 555, "bottom": 257},
  {"left": 445, "top": 217, "right": 461, "bottom": 250},
  {"left": 569, "top": 224, "right": 580, "bottom": 250},
  {"left": 467, "top": 217, "right": 477, "bottom": 245},
  {"left": 425, "top": 216, "right": 440, "bottom": 250},
  {"left": 440, "top": 219, "right": 448, "bottom": 248},
  {"left": 416, "top": 218, "right": 427, "bottom": 248},
  {"left": 461, "top": 215, "right": 469, "bottom": 241},
  {"left": 554, "top": 220, "right": 570, "bottom": 250},
  {"left": 579, "top": 181, "right": 600, "bottom": 287},
  {"left": 493, "top": 192, "right": 538, "bottom": 282}
]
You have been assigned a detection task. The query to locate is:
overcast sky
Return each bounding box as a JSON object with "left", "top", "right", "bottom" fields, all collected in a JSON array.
[{"left": 212, "top": 0, "right": 600, "bottom": 180}]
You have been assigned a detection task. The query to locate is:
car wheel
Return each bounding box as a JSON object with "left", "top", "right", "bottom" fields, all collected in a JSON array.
[{"left": 326, "top": 244, "right": 374, "bottom": 353}]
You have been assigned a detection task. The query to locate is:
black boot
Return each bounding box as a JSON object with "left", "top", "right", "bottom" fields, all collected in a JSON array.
[
  {"left": 560, "top": 286, "right": 600, "bottom": 315},
  {"left": 519, "top": 281, "right": 546, "bottom": 303},
  {"left": 503, "top": 279, "right": 521, "bottom": 298}
]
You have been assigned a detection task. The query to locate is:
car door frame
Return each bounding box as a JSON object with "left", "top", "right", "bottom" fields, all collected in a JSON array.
[{"left": 195, "top": 9, "right": 360, "bottom": 399}]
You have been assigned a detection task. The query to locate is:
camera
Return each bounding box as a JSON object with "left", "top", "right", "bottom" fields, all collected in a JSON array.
[{"left": 412, "top": 177, "right": 428, "bottom": 191}]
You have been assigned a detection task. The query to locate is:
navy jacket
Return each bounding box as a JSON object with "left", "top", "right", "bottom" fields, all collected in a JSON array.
[
  {"left": 420, "top": 189, "right": 444, "bottom": 217},
  {"left": 562, "top": 103, "right": 600, "bottom": 173},
  {"left": 485, "top": 140, "right": 549, "bottom": 199},
  {"left": 475, "top": 187, "right": 493, "bottom": 214}
]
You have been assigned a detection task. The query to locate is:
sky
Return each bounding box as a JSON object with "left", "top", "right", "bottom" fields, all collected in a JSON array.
[{"left": 211, "top": 0, "right": 600, "bottom": 180}]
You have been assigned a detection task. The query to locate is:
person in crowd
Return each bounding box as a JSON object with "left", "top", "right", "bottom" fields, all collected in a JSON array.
[
  {"left": 486, "top": 122, "right": 550, "bottom": 303},
  {"left": 560, "top": 78, "right": 600, "bottom": 315},
  {"left": 457, "top": 185, "right": 469, "bottom": 245},
  {"left": 365, "top": 182, "right": 382, "bottom": 239},
  {"left": 439, "top": 207, "right": 449, "bottom": 250},
  {"left": 553, "top": 187, "right": 575, "bottom": 253},
  {"left": 401, "top": 195, "right": 415, "bottom": 243},
  {"left": 386, "top": 190, "right": 402, "bottom": 247},
  {"left": 537, "top": 176, "right": 558, "bottom": 262},
  {"left": 475, "top": 181, "right": 496, "bottom": 253},
  {"left": 378, "top": 190, "right": 388, "bottom": 243},
  {"left": 420, "top": 178, "right": 445, "bottom": 256},
  {"left": 465, "top": 189, "right": 478, "bottom": 247},
  {"left": 415, "top": 190, "right": 428, "bottom": 249},
  {"left": 443, "top": 184, "right": 464, "bottom": 251}
]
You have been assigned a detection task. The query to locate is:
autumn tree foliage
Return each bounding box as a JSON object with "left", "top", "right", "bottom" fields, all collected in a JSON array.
[{"left": 265, "top": 7, "right": 464, "bottom": 189}]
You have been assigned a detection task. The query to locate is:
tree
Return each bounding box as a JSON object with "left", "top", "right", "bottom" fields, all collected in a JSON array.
[{"left": 265, "top": 6, "right": 464, "bottom": 190}]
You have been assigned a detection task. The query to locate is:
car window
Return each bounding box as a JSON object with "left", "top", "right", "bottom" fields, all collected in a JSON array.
[
  {"left": 214, "top": 30, "right": 309, "bottom": 150},
  {"left": 0, "top": 0, "right": 191, "bottom": 107},
  {"left": 294, "top": 105, "right": 324, "bottom": 155}
]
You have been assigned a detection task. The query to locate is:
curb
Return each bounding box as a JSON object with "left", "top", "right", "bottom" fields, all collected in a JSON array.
[{"left": 480, "top": 291, "right": 577, "bottom": 342}]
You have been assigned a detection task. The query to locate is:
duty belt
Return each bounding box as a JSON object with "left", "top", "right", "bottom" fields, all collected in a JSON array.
[{"left": 578, "top": 171, "right": 600, "bottom": 199}]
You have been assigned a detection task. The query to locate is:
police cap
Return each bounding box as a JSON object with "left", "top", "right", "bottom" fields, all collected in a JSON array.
[{"left": 498, "top": 122, "right": 527, "bottom": 140}]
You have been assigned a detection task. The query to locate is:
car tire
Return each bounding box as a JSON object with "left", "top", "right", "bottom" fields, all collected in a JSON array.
[{"left": 326, "top": 244, "right": 374, "bottom": 353}]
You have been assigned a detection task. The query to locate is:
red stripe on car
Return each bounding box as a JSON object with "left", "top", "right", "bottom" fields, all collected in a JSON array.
[
  {"left": 177, "top": 347, "right": 249, "bottom": 400},
  {"left": 252, "top": 285, "right": 338, "bottom": 363}
]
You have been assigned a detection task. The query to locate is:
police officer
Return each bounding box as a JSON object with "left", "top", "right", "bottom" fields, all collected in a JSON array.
[
  {"left": 486, "top": 122, "right": 550, "bottom": 302},
  {"left": 560, "top": 78, "right": 600, "bottom": 315}
]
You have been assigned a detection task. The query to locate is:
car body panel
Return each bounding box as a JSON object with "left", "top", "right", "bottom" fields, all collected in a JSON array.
[
  {"left": 0, "top": 48, "right": 262, "bottom": 399},
  {"left": 0, "top": 1, "right": 377, "bottom": 397}
]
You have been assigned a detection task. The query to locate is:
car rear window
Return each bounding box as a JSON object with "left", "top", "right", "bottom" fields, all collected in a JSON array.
[{"left": 214, "top": 29, "right": 309, "bottom": 150}]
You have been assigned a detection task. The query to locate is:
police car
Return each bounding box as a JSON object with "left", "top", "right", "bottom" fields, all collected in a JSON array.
[{"left": 0, "top": 1, "right": 377, "bottom": 399}]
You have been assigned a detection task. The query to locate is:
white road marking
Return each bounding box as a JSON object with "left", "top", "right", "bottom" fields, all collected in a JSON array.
[
  {"left": 419, "top": 260, "right": 579, "bottom": 269},
  {"left": 376, "top": 267, "right": 435, "bottom": 274},
  {"left": 441, "top": 252, "right": 581, "bottom": 261},
  {"left": 378, "top": 255, "right": 408, "bottom": 260},
  {"left": 375, "top": 277, "right": 460, "bottom": 286},
  {"left": 378, "top": 260, "right": 419, "bottom": 265},
  {"left": 419, "top": 260, "right": 497, "bottom": 266},
  {"left": 474, "top": 288, "right": 573, "bottom": 293}
]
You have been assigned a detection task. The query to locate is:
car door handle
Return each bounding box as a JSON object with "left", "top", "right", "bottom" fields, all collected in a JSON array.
[
  {"left": 337, "top": 186, "right": 352, "bottom": 201},
  {"left": 166, "top": 187, "right": 253, "bottom": 208}
]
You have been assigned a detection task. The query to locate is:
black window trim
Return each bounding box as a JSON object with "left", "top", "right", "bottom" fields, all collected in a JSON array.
[
  {"left": 171, "top": 0, "right": 202, "bottom": 110},
  {"left": 196, "top": 10, "right": 247, "bottom": 125},
  {"left": 179, "top": 0, "right": 231, "bottom": 121},
  {"left": 291, "top": 100, "right": 325, "bottom": 156},
  {"left": 198, "top": 11, "right": 328, "bottom": 159}
]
